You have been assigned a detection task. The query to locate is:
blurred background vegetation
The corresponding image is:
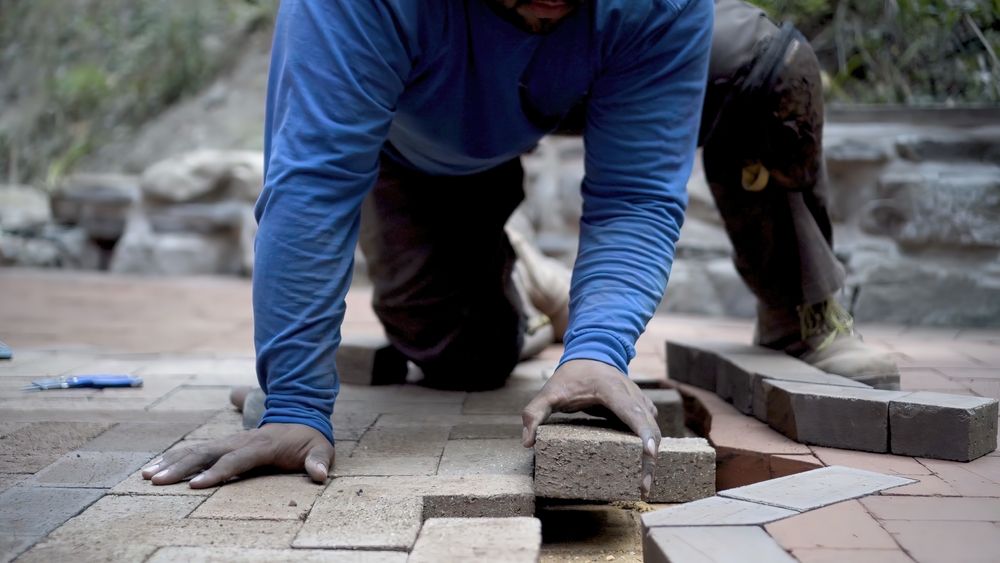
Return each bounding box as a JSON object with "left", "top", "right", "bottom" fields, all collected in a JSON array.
[{"left": 0, "top": 0, "right": 997, "bottom": 185}]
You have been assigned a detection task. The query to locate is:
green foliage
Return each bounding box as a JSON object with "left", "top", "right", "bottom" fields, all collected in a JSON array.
[
  {"left": 750, "top": 0, "right": 1000, "bottom": 104},
  {"left": 0, "top": 0, "right": 279, "bottom": 184}
]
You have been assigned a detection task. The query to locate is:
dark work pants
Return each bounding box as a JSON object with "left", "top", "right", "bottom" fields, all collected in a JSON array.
[
  {"left": 358, "top": 156, "right": 525, "bottom": 390},
  {"left": 701, "top": 0, "right": 845, "bottom": 311}
]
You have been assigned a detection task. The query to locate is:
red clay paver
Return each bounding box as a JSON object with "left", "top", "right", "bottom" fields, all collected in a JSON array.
[
  {"left": 881, "top": 521, "right": 1000, "bottom": 563},
  {"left": 766, "top": 501, "right": 900, "bottom": 549}
]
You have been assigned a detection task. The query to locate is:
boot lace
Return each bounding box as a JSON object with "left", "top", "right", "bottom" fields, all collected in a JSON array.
[{"left": 798, "top": 299, "right": 855, "bottom": 352}]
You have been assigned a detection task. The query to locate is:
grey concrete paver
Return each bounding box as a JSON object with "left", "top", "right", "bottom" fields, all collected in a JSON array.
[
  {"left": 78, "top": 421, "right": 200, "bottom": 453},
  {"left": 644, "top": 388, "right": 686, "bottom": 437},
  {"left": 27, "top": 450, "right": 154, "bottom": 488},
  {"left": 761, "top": 380, "right": 910, "bottom": 452},
  {"left": 890, "top": 391, "right": 998, "bottom": 461},
  {"left": 643, "top": 526, "right": 796, "bottom": 563},
  {"left": 641, "top": 496, "right": 797, "bottom": 528},
  {"left": 719, "top": 466, "right": 915, "bottom": 511},
  {"left": 0, "top": 486, "right": 104, "bottom": 538},
  {"left": 408, "top": 517, "right": 542, "bottom": 563}
]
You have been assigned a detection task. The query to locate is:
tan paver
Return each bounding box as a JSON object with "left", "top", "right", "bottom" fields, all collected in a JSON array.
[
  {"left": 189, "top": 474, "right": 325, "bottom": 520},
  {"left": 333, "top": 455, "right": 440, "bottom": 476},
  {"left": 293, "top": 492, "right": 423, "bottom": 550},
  {"left": 150, "top": 386, "right": 233, "bottom": 411},
  {"left": 408, "top": 517, "right": 542, "bottom": 563},
  {"left": 0, "top": 421, "right": 113, "bottom": 473},
  {"left": 146, "top": 547, "right": 407, "bottom": 563},
  {"left": 351, "top": 425, "right": 451, "bottom": 458},
  {"left": 27, "top": 450, "right": 154, "bottom": 488},
  {"left": 437, "top": 439, "right": 534, "bottom": 476},
  {"left": 79, "top": 421, "right": 200, "bottom": 453}
]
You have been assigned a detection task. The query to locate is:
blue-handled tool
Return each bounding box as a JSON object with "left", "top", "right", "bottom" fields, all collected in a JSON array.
[{"left": 23, "top": 375, "right": 143, "bottom": 391}]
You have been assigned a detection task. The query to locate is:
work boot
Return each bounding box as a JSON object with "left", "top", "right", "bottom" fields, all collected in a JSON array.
[
  {"left": 755, "top": 298, "right": 901, "bottom": 390},
  {"left": 506, "top": 227, "right": 571, "bottom": 342}
]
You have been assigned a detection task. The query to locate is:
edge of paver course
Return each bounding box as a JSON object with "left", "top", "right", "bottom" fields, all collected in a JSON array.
[{"left": 666, "top": 339, "right": 1000, "bottom": 462}]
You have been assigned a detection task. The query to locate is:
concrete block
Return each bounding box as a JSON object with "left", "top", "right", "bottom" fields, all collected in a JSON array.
[
  {"left": 643, "top": 388, "right": 686, "bottom": 437},
  {"left": 189, "top": 474, "right": 324, "bottom": 520},
  {"left": 0, "top": 421, "right": 112, "bottom": 473},
  {"left": 351, "top": 426, "right": 450, "bottom": 458},
  {"left": 759, "top": 380, "right": 910, "bottom": 452},
  {"left": 644, "top": 526, "right": 796, "bottom": 563},
  {"left": 665, "top": 340, "right": 724, "bottom": 390},
  {"left": 534, "top": 425, "right": 715, "bottom": 502},
  {"left": 79, "top": 421, "right": 200, "bottom": 453},
  {"left": 146, "top": 547, "right": 407, "bottom": 563},
  {"left": 437, "top": 439, "right": 534, "bottom": 476},
  {"left": 408, "top": 517, "right": 541, "bottom": 563},
  {"left": 294, "top": 492, "right": 423, "bottom": 550},
  {"left": 325, "top": 475, "right": 535, "bottom": 520},
  {"left": 889, "top": 392, "right": 998, "bottom": 461},
  {"left": 0, "top": 486, "right": 104, "bottom": 537},
  {"left": 336, "top": 334, "right": 408, "bottom": 386},
  {"left": 719, "top": 466, "right": 915, "bottom": 512},
  {"left": 333, "top": 455, "right": 441, "bottom": 476},
  {"left": 641, "top": 496, "right": 797, "bottom": 528},
  {"left": 28, "top": 450, "right": 154, "bottom": 488}
]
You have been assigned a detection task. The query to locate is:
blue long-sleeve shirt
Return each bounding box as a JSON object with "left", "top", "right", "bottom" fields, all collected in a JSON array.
[{"left": 255, "top": 0, "right": 713, "bottom": 443}]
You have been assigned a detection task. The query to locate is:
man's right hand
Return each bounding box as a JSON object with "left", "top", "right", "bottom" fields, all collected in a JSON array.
[{"left": 141, "top": 423, "right": 335, "bottom": 488}]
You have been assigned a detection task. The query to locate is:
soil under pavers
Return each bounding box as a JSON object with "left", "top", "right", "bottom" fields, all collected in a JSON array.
[{"left": 0, "top": 269, "right": 998, "bottom": 562}]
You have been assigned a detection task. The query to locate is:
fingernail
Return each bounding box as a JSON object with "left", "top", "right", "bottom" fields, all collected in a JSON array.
[
  {"left": 153, "top": 469, "right": 170, "bottom": 480},
  {"left": 317, "top": 463, "right": 328, "bottom": 476},
  {"left": 646, "top": 438, "right": 656, "bottom": 456},
  {"left": 522, "top": 427, "right": 530, "bottom": 445},
  {"left": 642, "top": 474, "right": 652, "bottom": 493},
  {"left": 190, "top": 474, "right": 204, "bottom": 485},
  {"left": 145, "top": 457, "right": 163, "bottom": 468},
  {"left": 143, "top": 464, "right": 160, "bottom": 475}
]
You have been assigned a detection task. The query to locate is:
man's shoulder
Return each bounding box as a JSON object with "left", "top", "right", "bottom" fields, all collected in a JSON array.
[{"left": 594, "top": 0, "right": 702, "bottom": 26}]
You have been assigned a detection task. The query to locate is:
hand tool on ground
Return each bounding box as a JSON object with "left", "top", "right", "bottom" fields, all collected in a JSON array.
[{"left": 22, "top": 375, "right": 143, "bottom": 391}]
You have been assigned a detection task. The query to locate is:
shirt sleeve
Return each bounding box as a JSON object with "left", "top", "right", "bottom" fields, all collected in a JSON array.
[
  {"left": 560, "top": 0, "right": 713, "bottom": 375},
  {"left": 254, "top": 0, "right": 411, "bottom": 443}
]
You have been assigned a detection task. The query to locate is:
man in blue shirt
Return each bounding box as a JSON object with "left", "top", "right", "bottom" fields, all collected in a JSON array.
[{"left": 142, "top": 0, "right": 897, "bottom": 496}]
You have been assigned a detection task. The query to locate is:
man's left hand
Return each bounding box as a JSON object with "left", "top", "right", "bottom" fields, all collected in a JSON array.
[{"left": 521, "top": 359, "right": 661, "bottom": 498}]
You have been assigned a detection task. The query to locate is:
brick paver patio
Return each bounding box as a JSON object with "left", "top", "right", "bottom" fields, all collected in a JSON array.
[{"left": 1, "top": 268, "right": 997, "bottom": 562}]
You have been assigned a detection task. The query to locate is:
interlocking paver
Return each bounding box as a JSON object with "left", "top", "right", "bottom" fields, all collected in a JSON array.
[
  {"left": 408, "top": 517, "right": 542, "bottom": 563},
  {"left": 644, "top": 526, "right": 796, "bottom": 563},
  {"left": 719, "top": 466, "right": 915, "bottom": 511},
  {"left": 641, "top": 496, "right": 796, "bottom": 528},
  {"left": 333, "top": 455, "right": 440, "bottom": 476},
  {"left": 15, "top": 539, "right": 158, "bottom": 563},
  {"left": 373, "top": 413, "right": 522, "bottom": 428},
  {"left": 149, "top": 385, "right": 232, "bottom": 411},
  {"left": 293, "top": 491, "right": 423, "bottom": 550},
  {"left": 0, "top": 421, "right": 112, "bottom": 473},
  {"left": 322, "top": 475, "right": 535, "bottom": 519},
  {"left": 860, "top": 496, "right": 1000, "bottom": 521},
  {"left": 760, "top": 380, "right": 910, "bottom": 452},
  {"left": 765, "top": 500, "right": 898, "bottom": 549},
  {"left": 189, "top": 474, "right": 324, "bottom": 520},
  {"left": 351, "top": 425, "right": 450, "bottom": 458},
  {"left": 534, "top": 425, "right": 714, "bottom": 502},
  {"left": 79, "top": 421, "right": 200, "bottom": 453},
  {"left": 146, "top": 547, "right": 407, "bottom": 563},
  {"left": 437, "top": 439, "right": 533, "bottom": 476},
  {"left": 462, "top": 388, "right": 541, "bottom": 415},
  {"left": 809, "top": 446, "right": 931, "bottom": 475},
  {"left": 27, "top": 450, "right": 153, "bottom": 488},
  {"left": 335, "top": 334, "right": 408, "bottom": 386},
  {"left": 644, "top": 388, "right": 686, "bottom": 437},
  {"left": 0, "top": 486, "right": 103, "bottom": 538},
  {"left": 918, "top": 457, "right": 1000, "bottom": 497},
  {"left": 889, "top": 391, "right": 998, "bottom": 461},
  {"left": 449, "top": 423, "right": 523, "bottom": 439}
]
